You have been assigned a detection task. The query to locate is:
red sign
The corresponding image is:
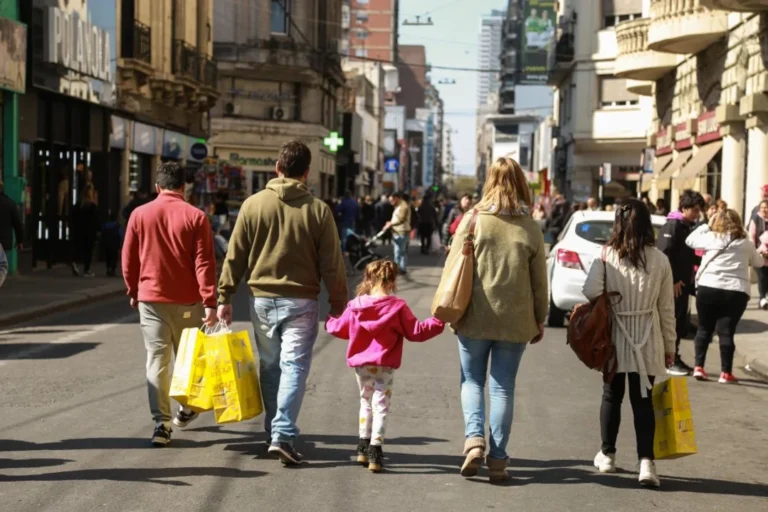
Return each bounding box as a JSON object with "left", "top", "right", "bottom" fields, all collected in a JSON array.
[
  {"left": 674, "top": 122, "right": 694, "bottom": 150},
  {"left": 696, "top": 110, "right": 721, "bottom": 145},
  {"left": 656, "top": 128, "right": 672, "bottom": 156}
]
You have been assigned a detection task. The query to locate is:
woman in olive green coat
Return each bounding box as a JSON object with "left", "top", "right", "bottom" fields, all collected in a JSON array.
[{"left": 443, "top": 157, "right": 548, "bottom": 482}]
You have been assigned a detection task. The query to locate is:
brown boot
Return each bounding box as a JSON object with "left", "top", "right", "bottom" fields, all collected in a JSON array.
[
  {"left": 460, "top": 437, "right": 486, "bottom": 477},
  {"left": 486, "top": 455, "right": 509, "bottom": 483}
]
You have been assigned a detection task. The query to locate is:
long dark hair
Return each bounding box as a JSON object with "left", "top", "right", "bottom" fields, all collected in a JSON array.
[{"left": 607, "top": 198, "right": 655, "bottom": 271}]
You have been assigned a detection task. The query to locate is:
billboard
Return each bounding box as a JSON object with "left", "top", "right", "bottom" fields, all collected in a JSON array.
[
  {"left": 0, "top": 17, "right": 27, "bottom": 94},
  {"left": 521, "top": 0, "right": 555, "bottom": 84}
]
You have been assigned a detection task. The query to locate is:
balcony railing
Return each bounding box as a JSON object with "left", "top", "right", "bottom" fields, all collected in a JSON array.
[
  {"left": 172, "top": 39, "right": 200, "bottom": 82},
  {"left": 121, "top": 21, "right": 151, "bottom": 64},
  {"left": 615, "top": 18, "right": 677, "bottom": 81},
  {"left": 201, "top": 56, "right": 218, "bottom": 88},
  {"left": 547, "top": 21, "right": 575, "bottom": 86},
  {"left": 648, "top": 0, "right": 728, "bottom": 54},
  {"left": 701, "top": 0, "right": 768, "bottom": 11}
]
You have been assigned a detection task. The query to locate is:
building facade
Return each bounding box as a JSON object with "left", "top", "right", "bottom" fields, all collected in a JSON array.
[
  {"left": 619, "top": 0, "right": 768, "bottom": 218},
  {"left": 210, "top": 0, "right": 345, "bottom": 200},
  {"left": 342, "top": 0, "right": 399, "bottom": 62},
  {"left": 16, "top": 0, "right": 217, "bottom": 269},
  {"left": 548, "top": 0, "right": 650, "bottom": 203},
  {"left": 477, "top": 10, "right": 505, "bottom": 107}
]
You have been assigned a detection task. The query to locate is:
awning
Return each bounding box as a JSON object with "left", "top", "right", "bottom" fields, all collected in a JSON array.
[
  {"left": 641, "top": 153, "right": 674, "bottom": 192},
  {"left": 675, "top": 141, "right": 724, "bottom": 189},
  {"left": 656, "top": 149, "right": 692, "bottom": 190},
  {"left": 604, "top": 181, "right": 631, "bottom": 198}
]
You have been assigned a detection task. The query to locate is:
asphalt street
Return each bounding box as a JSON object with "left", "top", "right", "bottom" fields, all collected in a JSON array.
[{"left": 0, "top": 254, "right": 767, "bottom": 512}]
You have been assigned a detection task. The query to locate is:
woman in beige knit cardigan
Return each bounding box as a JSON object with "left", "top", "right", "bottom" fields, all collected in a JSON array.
[
  {"left": 582, "top": 198, "right": 676, "bottom": 488},
  {"left": 445, "top": 157, "right": 548, "bottom": 483}
]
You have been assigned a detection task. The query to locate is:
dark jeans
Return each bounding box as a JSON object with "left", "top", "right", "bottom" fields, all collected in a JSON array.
[
  {"left": 756, "top": 267, "right": 768, "bottom": 300},
  {"left": 105, "top": 245, "right": 119, "bottom": 274},
  {"left": 419, "top": 224, "right": 434, "bottom": 254},
  {"left": 694, "top": 286, "right": 749, "bottom": 373},
  {"left": 80, "top": 237, "right": 96, "bottom": 273},
  {"left": 673, "top": 290, "right": 690, "bottom": 356},
  {"left": 601, "top": 373, "right": 656, "bottom": 460}
]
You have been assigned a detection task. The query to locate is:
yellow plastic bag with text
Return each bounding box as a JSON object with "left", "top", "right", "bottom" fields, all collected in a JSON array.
[
  {"left": 206, "top": 329, "right": 264, "bottom": 424},
  {"left": 653, "top": 377, "right": 697, "bottom": 460},
  {"left": 170, "top": 328, "right": 215, "bottom": 412}
]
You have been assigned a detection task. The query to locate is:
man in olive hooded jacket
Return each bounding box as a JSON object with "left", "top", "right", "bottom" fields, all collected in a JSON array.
[{"left": 217, "top": 140, "right": 348, "bottom": 465}]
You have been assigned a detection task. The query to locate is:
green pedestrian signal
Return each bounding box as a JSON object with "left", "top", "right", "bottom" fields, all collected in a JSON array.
[{"left": 324, "top": 132, "right": 344, "bottom": 153}]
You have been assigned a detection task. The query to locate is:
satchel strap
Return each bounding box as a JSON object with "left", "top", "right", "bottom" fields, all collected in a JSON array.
[{"left": 467, "top": 209, "right": 479, "bottom": 242}]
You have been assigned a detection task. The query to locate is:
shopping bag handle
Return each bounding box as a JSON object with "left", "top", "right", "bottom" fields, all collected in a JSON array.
[{"left": 203, "top": 321, "right": 231, "bottom": 336}]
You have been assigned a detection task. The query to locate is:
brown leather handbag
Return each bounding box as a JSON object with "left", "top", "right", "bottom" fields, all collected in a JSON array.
[
  {"left": 567, "top": 249, "right": 620, "bottom": 379},
  {"left": 432, "top": 210, "right": 479, "bottom": 324}
]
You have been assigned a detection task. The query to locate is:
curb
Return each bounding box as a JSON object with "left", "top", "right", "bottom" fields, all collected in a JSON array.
[
  {"left": 0, "top": 287, "right": 126, "bottom": 329},
  {"left": 744, "top": 357, "right": 768, "bottom": 382}
]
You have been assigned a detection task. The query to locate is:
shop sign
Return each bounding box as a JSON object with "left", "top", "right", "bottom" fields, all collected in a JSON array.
[
  {"left": 656, "top": 128, "right": 672, "bottom": 156},
  {"left": 696, "top": 110, "right": 721, "bottom": 145},
  {"left": 641, "top": 148, "right": 655, "bottom": 173},
  {"left": 228, "top": 152, "right": 278, "bottom": 170},
  {"left": 132, "top": 122, "right": 160, "bottom": 155},
  {"left": 674, "top": 121, "right": 695, "bottom": 151},
  {"left": 190, "top": 142, "right": 208, "bottom": 160},
  {"left": 109, "top": 116, "right": 126, "bottom": 149},
  {"left": 0, "top": 17, "right": 27, "bottom": 94},
  {"left": 228, "top": 89, "right": 296, "bottom": 101},
  {"left": 43, "top": 6, "right": 112, "bottom": 82},
  {"left": 162, "top": 130, "right": 185, "bottom": 159}
]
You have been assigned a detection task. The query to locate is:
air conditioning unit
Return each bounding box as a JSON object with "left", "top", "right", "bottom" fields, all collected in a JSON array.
[
  {"left": 224, "top": 102, "right": 240, "bottom": 116},
  {"left": 271, "top": 106, "right": 285, "bottom": 121}
]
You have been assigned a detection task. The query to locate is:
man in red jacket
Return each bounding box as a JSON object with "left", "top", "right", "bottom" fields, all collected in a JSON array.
[{"left": 122, "top": 161, "right": 218, "bottom": 447}]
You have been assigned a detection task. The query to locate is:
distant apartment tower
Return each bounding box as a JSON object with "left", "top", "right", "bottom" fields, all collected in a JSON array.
[
  {"left": 342, "top": 0, "right": 399, "bottom": 62},
  {"left": 477, "top": 10, "right": 505, "bottom": 106}
]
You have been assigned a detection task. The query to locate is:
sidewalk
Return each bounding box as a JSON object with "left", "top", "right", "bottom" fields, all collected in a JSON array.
[{"left": 0, "top": 257, "right": 126, "bottom": 327}]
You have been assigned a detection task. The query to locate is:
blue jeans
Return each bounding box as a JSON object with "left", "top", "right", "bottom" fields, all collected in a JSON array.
[
  {"left": 458, "top": 337, "right": 526, "bottom": 460},
  {"left": 250, "top": 297, "right": 319, "bottom": 445},
  {"left": 393, "top": 234, "right": 408, "bottom": 272},
  {"left": 339, "top": 224, "right": 355, "bottom": 251}
]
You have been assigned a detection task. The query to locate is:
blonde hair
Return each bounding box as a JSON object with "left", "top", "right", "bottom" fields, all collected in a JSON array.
[
  {"left": 716, "top": 199, "right": 728, "bottom": 213},
  {"left": 711, "top": 209, "right": 746, "bottom": 239},
  {"left": 475, "top": 157, "right": 532, "bottom": 214},
  {"left": 356, "top": 260, "right": 398, "bottom": 296}
]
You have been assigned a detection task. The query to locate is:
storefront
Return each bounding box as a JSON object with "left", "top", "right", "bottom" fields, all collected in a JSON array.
[
  {"left": 673, "top": 111, "right": 723, "bottom": 201},
  {"left": 21, "top": 0, "right": 118, "bottom": 268}
]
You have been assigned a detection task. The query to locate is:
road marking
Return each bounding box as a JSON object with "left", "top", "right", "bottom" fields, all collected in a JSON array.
[{"left": 0, "top": 313, "right": 137, "bottom": 366}]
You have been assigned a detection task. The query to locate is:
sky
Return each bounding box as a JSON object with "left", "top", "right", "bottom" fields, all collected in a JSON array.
[{"left": 399, "top": 0, "right": 507, "bottom": 176}]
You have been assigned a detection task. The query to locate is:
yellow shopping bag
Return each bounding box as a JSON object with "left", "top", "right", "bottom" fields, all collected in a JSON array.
[
  {"left": 170, "top": 328, "right": 215, "bottom": 412},
  {"left": 206, "top": 328, "right": 264, "bottom": 424},
  {"left": 653, "top": 377, "right": 698, "bottom": 460}
]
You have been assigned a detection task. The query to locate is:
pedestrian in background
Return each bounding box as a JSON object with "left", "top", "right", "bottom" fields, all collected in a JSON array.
[
  {"left": 686, "top": 209, "right": 766, "bottom": 384},
  {"left": 336, "top": 191, "right": 360, "bottom": 252},
  {"left": 748, "top": 200, "right": 768, "bottom": 308},
  {"left": 445, "top": 157, "right": 547, "bottom": 483},
  {"left": 385, "top": 193, "right": 412, "bottom": 275},
  {"left": 122, "top": 161, "right": 218, "bottom": 447},
  {"left": 218, "top": 140, "right": 348, "bottom": 465},
  {"left": 101, "top": 212, "right": 123, "bottom": 277},
  {"left": 656, "top": 189, "right": 705, "bottom": 376},
  {"left": 443, "top": 194, "right": 472, "bottom": 246},
  {"left": 0, "top": 244, "right": 7, "bottom": 288},
  {"left": 655, "top": 198, "right": 668, "bottom": 216},
  {"left": 326, "top": 260, "right": 444, "bottom": 472},
  {"left": 361, "top": 195, "right": 376, "bottom": 237},
  {"left": 587, "top": 197, "right": 599, "bottom": 211},
  {"left": 0, "top": 178, "right": 23, "bottom": 259},
  {"left": 583, "top": 198, "right": 676, "bottom": 488},
  {"left": 123, "top": 189, "right": 148, "bottom": 224},
  {"left": 417, "top": 197, "right": 438, "bottom": 254},
  {"left": 71, "top": 185, "right": 100, "bottom": 278},
  {"left": 374, "top": 194, "right": 393, "bottom": 245}
]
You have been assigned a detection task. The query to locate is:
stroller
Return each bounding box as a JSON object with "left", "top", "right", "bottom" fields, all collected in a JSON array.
[{"left": 346, "top": 230, "right": 386, "bottom": 271}]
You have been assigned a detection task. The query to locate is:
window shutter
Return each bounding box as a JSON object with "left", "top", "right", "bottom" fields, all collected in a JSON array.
[
  {"left": 600, "top": 77, "right": 638, "bottom": 104},
  {"left": 602, "top": 0, "right": 642, "bottom": 16}
]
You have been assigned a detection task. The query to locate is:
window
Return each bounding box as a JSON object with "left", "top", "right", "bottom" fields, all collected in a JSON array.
[
  {"left": 599, "top": 77, "right": 639, "bottom": 107},
  {"left": 356, "top": 11, "right": 368, "bottom": 23},
  {"left": 271, "top": 0, "right": 290, "bottom": 34},
  {"left": 357, "top": 0, "right": 369, "bottom": 4},
  {"left": 355, "top": 48, "right": 367, "bottom": 58},
  {"left": 601, "top": 0, "right": 643, "bottom": 28},
  {"left": 356, "top": 29, "right": 368, "bottom": 40}
]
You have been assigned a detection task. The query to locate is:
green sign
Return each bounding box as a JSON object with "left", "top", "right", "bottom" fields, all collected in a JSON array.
[
  {"left": 324, "top": 132, "right": 344, "bottom": 153},
  {"left": 521, "top": 0, "right": 555, "bottom": 84}
]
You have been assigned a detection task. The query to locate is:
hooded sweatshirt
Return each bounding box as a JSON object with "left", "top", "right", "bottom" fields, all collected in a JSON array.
[
  {"left": 656, "top": 210, "right": 697, "bottom": 288},
  {"left": 326, "top": 295, "right": 444, "bottom": 368},
  {"left": 218, "top": 178, "right": 348, "bottom": 314}
]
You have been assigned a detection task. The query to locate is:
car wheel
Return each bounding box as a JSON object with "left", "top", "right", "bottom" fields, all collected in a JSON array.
[{"left": 547, "top": 295, "right": 566, "bottom": 328}]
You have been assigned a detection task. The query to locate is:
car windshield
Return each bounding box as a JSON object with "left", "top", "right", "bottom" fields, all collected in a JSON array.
[{"left": 574, "top": 220, "right": 662, "bottom": 245}]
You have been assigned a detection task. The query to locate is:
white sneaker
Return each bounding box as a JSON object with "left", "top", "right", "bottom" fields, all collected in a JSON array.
[
  {"left": 594, "top": 450, "right": 616, "bottom": 473},
  {"left": 760, "top": 298, "right": 768, "bottom": 310},
  {"left": 638, "top": 458, "right": 660, "bottom": 488}
]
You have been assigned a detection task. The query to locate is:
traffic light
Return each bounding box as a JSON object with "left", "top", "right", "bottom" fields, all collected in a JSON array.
[{"left": 431, "top": 185, "right": 439, "bottom": 192}]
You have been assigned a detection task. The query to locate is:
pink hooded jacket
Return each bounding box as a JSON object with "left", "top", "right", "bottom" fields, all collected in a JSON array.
[{"left": 326, "top": 295, "right": 445, "bottom": 369}]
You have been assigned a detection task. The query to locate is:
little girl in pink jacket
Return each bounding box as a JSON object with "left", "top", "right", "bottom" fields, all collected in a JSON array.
[{"left": 326, "top": 260, "right": 444, "bottom": 473}]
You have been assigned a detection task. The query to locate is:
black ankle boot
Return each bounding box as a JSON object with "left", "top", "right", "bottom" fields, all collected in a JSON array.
[
  {"left": 356, "top": 438, "right": 371, "bottom": 465},
  {"left": 367, "top": 445, "right": 383, "bottom": 473}
]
